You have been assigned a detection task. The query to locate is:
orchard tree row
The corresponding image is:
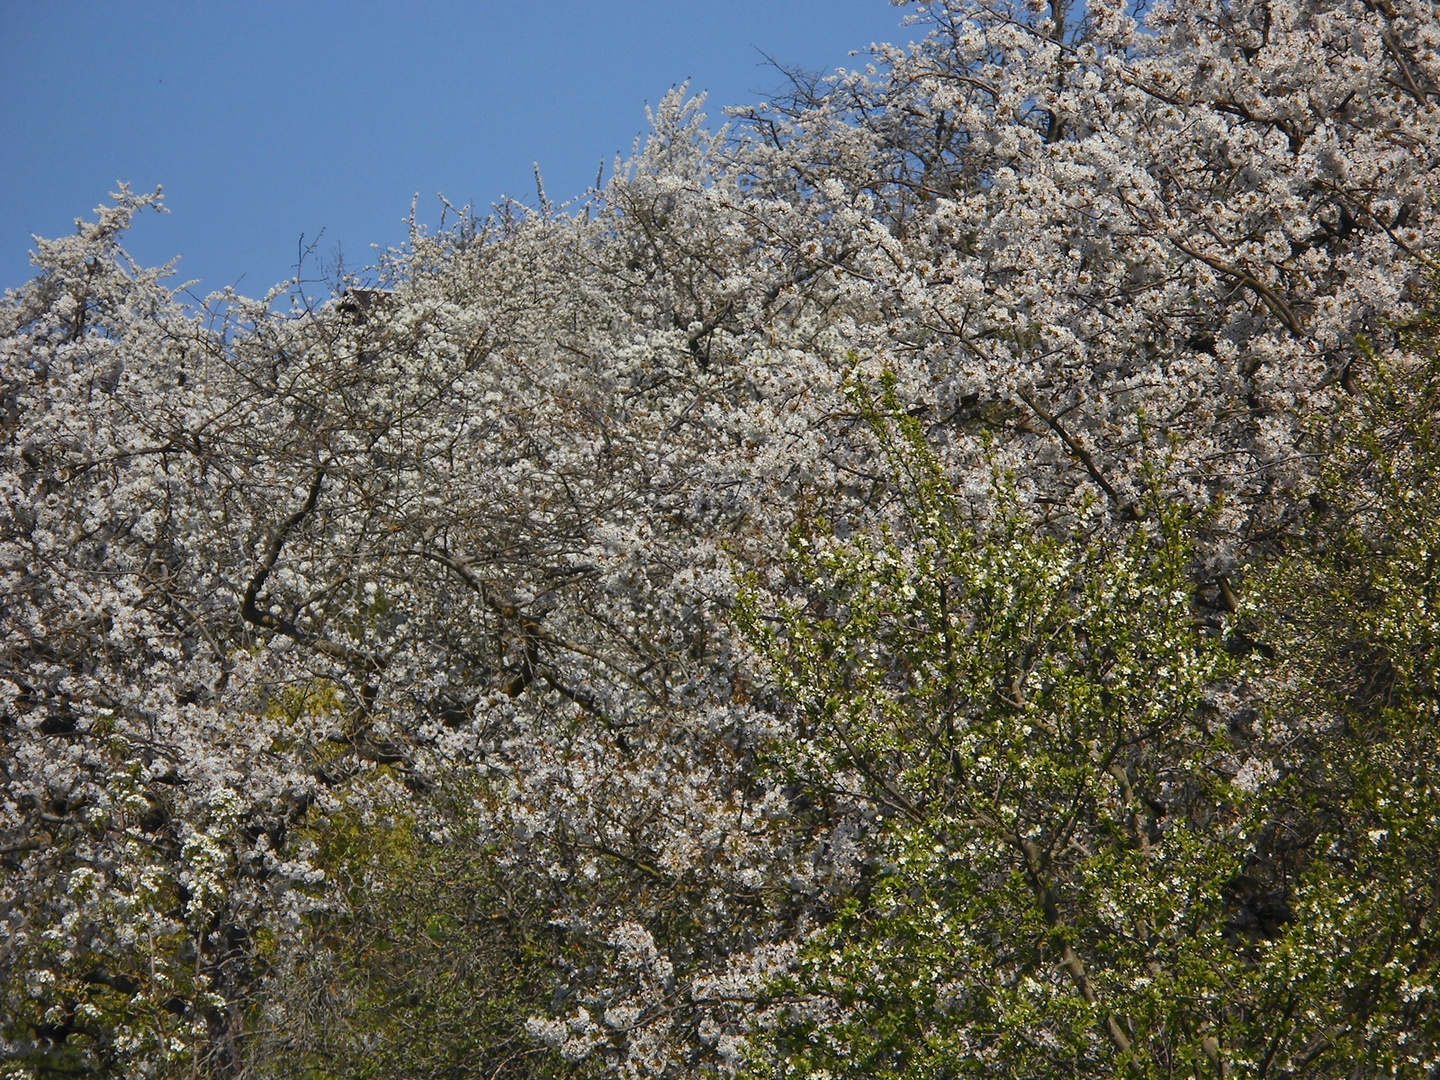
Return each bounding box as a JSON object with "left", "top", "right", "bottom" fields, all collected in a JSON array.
[{"left": 2, "top": 0, "right": 1439, "bottom": 1076}]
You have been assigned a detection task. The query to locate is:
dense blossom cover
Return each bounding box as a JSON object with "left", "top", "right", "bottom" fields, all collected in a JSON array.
[{"left": 2, "top": 0, "right": 1438, "bottom": 1076}]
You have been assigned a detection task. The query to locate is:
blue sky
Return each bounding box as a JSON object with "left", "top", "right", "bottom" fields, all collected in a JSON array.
[{"left": 0, "top": 2, "right": 913, "bottom": 299}]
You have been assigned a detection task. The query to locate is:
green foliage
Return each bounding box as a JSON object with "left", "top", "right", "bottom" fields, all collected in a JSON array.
[
  {"left": 738, "top": 375, "right": 1246, "bottom": 1077},
  {"left": 260, "top": 781, "right": 597, "bottom": 1080},
  {"left": 1235, "top": 293, "right": 1440, "bottom": 1076}
]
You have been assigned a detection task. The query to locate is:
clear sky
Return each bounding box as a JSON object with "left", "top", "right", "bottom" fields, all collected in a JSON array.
[{"left": 0, "top": 1, "right": 913, "bottom": 299}]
